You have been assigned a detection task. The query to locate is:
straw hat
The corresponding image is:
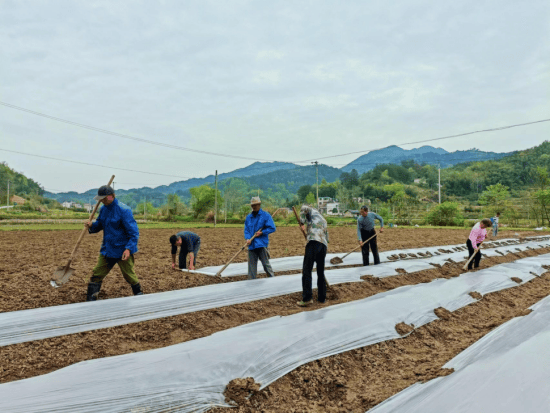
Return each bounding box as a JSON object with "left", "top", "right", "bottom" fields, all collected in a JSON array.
[{"left": 250, "top": 196, "right": 261, "bottom": 205}]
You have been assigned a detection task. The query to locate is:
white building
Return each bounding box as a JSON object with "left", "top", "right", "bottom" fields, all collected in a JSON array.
[
  {"left": 62, "top": 201, "right": 73, "bottom": 208},
  {"left": 326, "top": 202, "right": 341, "bottom": 215}
]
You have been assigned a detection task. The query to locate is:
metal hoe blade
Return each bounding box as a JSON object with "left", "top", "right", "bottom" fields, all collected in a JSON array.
[
  {"left": 51, "top": 265, "right": 75, "bottom": 288},
  {"left": 330, "top": 256, "right": 344, "bottom": 265}
]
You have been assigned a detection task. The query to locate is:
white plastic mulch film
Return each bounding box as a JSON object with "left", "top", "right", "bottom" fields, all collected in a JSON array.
[
  {"left": 1, "top": 238, "right": 549, "bottom": 347},
  {"left": 2, "top": 254, "right": 550, "bottom": 413},
  {"left": 368, "top": 291, "right": 550, "bottom": 413},
  {"left": 198, "top": 236, "right": 550, "bottom": 277}
]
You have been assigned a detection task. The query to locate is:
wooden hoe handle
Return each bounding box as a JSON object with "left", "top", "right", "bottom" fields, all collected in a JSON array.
[
  {"left": 463, "top": 241, "right": 483, "bottom": 271},
  {"left": 216, "top": 233, "right": 258, "bottom": 277},
  {"left": 341, "top": 232, "right": 377, "bottom": 260},
  {"left": 292, "top": 206, "right": 308, "bottom": 241},
  {"left": 68, "top": 175, "right": 115, "bottom": 262}
]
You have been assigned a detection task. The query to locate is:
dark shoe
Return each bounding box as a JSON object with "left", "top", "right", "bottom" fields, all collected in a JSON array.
[
  {"left": 86, "top": 282, "right": 102, "bottom": 302},
  {"left": 131, "top": 283, "right": 144, "bottom": 296}
]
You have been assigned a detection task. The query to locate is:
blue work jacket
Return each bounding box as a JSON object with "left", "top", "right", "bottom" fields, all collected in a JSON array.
[
  {"left": 89, "top": 199, "right": 139, "bottom": 258},
  {"left": 244, "top": 209, "right": 276, "bottom": 250}
]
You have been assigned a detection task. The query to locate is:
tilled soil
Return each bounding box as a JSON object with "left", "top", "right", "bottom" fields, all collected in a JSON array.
[
  {"left": 210, "top": 267, "right": 550, "bottom": 412},
  {"left": 1, "top": 244, "right": 548, "bottom": 386},
  {"left": 0, "top": 227, "right": 538, "bottom": 312}
]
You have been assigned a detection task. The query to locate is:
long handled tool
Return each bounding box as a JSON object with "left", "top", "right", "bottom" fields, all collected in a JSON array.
[
  {"left": 462, "top": 242, "right": 483, "bottom": 271},
  {"left": 330, "top": 231, "right": 377, "bottom": 265},
  {"left": 216, "top": 234, "right": 258, "bottom": 277},
  {"left": 51, "top": 175, "right": 115, "bottom": 288},
  {"left": 292, "top": 206, "right": 330, "bottom": 288}
]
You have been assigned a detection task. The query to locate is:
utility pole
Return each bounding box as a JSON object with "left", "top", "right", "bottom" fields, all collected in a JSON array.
[
  {"left": 438, "top": 165, "right": 441, "bottom": 204},
  {"left": 144, "top": 196, "right": 147, "bottom": 221},
  {"left": 224, "top": 197, "right": 227, "bottom": 223},
  {"left": 6, "top": 180, "right": 9, "bottom": 207},
  {"left": 312, "top": 161, "right": 319, "bottom": 210},
  {"left": 214, "top": 170, "right": 218, "bottom": 228}
]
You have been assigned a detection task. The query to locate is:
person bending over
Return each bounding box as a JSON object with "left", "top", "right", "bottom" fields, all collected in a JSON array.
[{"left": 170, "top": 231, "right": 201, "bottom": 270}]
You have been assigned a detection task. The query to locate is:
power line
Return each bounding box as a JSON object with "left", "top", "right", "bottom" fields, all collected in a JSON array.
[
  {"left": 297, "top": 119, "right": 550, "bottom": 162},
  {"left": 0, "top": 148, "right": 192, "bottom": 179},
  {"left": 0, "top": 101, "right": 280, "bottom": 163},
  {"left": 3, "top": 100, "right": 548, "bottom": 172}
]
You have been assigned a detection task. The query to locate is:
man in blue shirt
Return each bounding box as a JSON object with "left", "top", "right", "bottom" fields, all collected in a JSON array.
[
  {"left": 83, "top": 185, "right": 141, "bottom": 301},
  {"left": 244, "top": 197, "right": 276, "bottom": 279},
  {"left": 357, "top": 205, "right": 384, "bottom": 266},
  {"left": 170, "top": 231, "right": 201, "bottom": 270}
]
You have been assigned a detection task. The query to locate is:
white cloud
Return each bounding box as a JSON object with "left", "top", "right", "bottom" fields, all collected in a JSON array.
[
  {"left": 256, "top": 50, "right": 285, "bottom": 60},
  {"left": 252, "top": 70, "right": 281, "bottom": 85}
]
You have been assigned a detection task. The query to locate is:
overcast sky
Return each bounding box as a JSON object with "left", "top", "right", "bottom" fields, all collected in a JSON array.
[{"left": 1, "top": 0, "right": 549, "bottom": 193}]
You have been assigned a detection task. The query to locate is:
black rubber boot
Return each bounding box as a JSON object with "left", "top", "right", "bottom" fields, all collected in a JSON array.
[
  {"left": 131, "top": 283, "right": 144, "bottom": 296},
  {"left": 86, "top": 282, "right": 102, "bottom": 301}
]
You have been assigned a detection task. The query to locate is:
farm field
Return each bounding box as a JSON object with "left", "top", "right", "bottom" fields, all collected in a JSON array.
[{"left": 1, "top": 226, "right": 550, "bottom": 412}]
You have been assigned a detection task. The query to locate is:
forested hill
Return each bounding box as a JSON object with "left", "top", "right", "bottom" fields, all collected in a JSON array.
[
  {"left": 0, "top": 162, "right": 43, "bottom": 200},
  {"left": 38, "top": 142, "right": 541, "bottom": 208},
  {"left": 342, "top": 145, "right": 512, "bottom": 173},
  {"left": 439, "top": 140, "right": 550, "bottom": 198}
]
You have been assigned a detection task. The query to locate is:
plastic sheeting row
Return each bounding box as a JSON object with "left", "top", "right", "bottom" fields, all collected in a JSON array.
[
  {"left": 2, "top": 239, "right": 549, "bottom": 348},
  {"left": 369, "top": 292, "right": 550, "bottom": 413},
  {"left": 197, "top": 236, "right": 550, "bottom": 277},
  {"left": 2, "top": 254, "right": 549, "bottom": 413}
]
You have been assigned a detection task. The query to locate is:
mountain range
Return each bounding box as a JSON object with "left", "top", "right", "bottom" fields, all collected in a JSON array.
[
  {"left": 43, "top": 146, "right": 513, "bottom": 203},
  {"left": 341, "top": 145, "right": 509, "bottom": 173}
]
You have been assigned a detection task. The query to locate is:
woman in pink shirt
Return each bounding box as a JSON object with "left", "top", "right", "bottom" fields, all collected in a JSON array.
[{"left": 467, "top": 218, "right": 493, "bottom": 270}]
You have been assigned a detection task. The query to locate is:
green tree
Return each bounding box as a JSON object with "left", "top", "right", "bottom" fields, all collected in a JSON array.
[
  {"left": 297, "top": 185, "right": 312, "bottom": 202},
  {"left": 479, "top": 183, "right": 510, "bottom": 214},
  {"left": 189, "top": 185, "right": 223, "bottom": 218},
  {"left": 425, "top": 202, "right": 464, "bottom": 226},
  {"left": 160, "top": 194, "right": 186, "bottom": 220},
  {"left": 305, "top": 192, "right": 316, "bottom": 205}
]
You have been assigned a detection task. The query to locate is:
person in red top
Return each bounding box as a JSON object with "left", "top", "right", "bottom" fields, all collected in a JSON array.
[{"left": 467, "top": 218, "right": 492, "bottom": 270}]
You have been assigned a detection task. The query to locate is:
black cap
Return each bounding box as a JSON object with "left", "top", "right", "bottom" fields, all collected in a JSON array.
[{"left": 94, "top": 185, "right": 115, "bottom": 201}]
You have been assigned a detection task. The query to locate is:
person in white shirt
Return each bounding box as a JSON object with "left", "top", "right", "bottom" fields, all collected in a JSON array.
[{"left": 492, "top": 212, "right": 500, "bottom": 237}]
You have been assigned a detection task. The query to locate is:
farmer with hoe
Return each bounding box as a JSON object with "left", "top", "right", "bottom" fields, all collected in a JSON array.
[
  {"left": 83, "top": 185, "right": 142, "bottom": 301},
  {"left": 357, "top": 205, "right": 384, "bottom": 266},
  {"left": 244, "top": 196, "right": 276, "bottom": 279},
  {"left": 466, "top": 218, "right": 492, "bottom": 270},
  {"left": 492, "top": 212, "right": 501, "bottom": 237},
  {"left": 297, "top": 204, "right": 329, "bottom": 307},
  {"left": 170, "top": 231, "right": 201, "bottom": 270}
]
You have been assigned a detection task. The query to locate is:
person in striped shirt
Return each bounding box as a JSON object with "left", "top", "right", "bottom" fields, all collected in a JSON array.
[{"left": 467, "top": 218, "right": 492, "bottom": 270}]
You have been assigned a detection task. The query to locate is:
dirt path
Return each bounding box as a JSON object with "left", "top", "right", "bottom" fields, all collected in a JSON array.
[
  {"left": 0, "top": 227, "right": 538, "bottom": 312},
  {"left": 1, "top": 245, "right": 547, "bottom": 385}
]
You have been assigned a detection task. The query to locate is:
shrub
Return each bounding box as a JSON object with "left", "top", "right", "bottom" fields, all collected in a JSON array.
[
  {"left": 425, "top": 202, "right": 464, "bottom": 226},
  {"left": 378, "top": 207, "right": 391, "bottom": 223}
]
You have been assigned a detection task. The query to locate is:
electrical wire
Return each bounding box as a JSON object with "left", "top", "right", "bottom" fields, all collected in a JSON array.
[
  {"left": 3, "top": 101, "right": 548, "bottom": 166},
  {"left": 0, "top": 101, "right": 280, "bottom": 162},
  {"left": 0, "top": 148, "right": 192, "bottom": 179},
  {"left": 296, "top": 119, "right": 550, "bottom": 162}
]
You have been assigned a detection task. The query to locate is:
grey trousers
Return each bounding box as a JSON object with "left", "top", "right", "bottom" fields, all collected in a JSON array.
[
  {"left": 493, "top": 226, "right": 498, "bottom": 237},
  {"left": 248, "top": 247, "right": 275, "bottom": 279}
]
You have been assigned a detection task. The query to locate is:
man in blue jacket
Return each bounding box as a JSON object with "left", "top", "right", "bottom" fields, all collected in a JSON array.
[
  {"left": 83, "top": 185, "right": 142, "bottom": 301},
  {"left": 244, "top": 197, "right": 276, "bottom": 279}
]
